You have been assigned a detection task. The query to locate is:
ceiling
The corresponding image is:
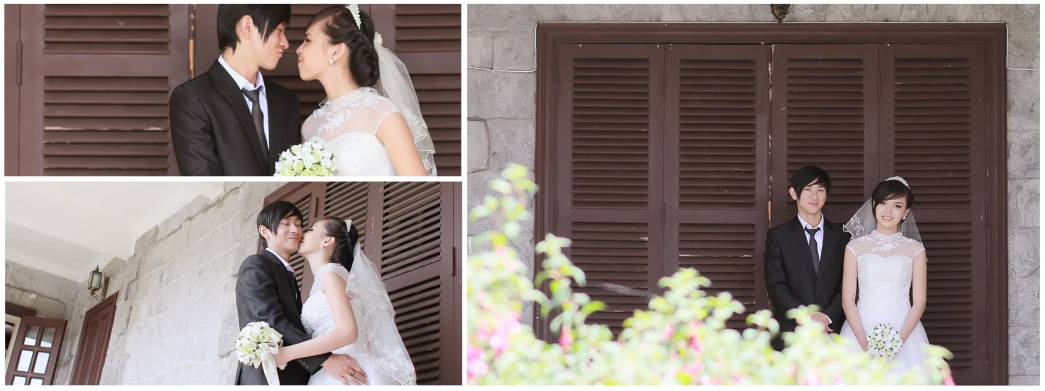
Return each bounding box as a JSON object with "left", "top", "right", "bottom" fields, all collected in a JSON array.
[{"left": 5, "top": 182, "right": 225, "bottom": 281}]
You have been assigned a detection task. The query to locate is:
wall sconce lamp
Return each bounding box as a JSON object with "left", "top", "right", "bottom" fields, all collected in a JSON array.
[{"left": 87, "top": 266, "right": 109, "bottom": 301}]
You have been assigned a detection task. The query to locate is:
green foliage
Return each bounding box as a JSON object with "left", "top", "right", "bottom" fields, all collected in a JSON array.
[{"left": 467, "top": 164, "right": 955, "bottom": 385}]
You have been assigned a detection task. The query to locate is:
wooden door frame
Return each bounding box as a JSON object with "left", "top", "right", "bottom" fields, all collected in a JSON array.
[
  {"left": 535, "top": 23, "right": 1007, "bottom": 384},
  {"left": 5, "top": 4, "right": 21, "bottom": 175},
  {"left": 69, "top": 292, "right": 119, "bottom": 385},
  {"left": 5, "top": 316, "right": 66, "bottom": 385}
]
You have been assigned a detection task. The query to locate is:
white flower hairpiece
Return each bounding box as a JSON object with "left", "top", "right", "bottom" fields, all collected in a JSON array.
[
  {"left": 346, "top": 4, "right": 362, "bottom": 29},
  {"left": 885, "top": 176, "right": 909, "bottom": 188},
  {"left": 344, "top": 219, "right": 353, "bottom": 228}
]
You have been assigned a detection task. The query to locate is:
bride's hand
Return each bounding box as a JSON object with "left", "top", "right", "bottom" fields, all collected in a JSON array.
[{"left": 273, "top": 348, "right": 291, "bottom": 368}]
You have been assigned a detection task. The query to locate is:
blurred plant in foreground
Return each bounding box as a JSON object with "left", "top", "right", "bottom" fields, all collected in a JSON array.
[{"left": 467, "top": 164, "right": 954, "bottom": 385}]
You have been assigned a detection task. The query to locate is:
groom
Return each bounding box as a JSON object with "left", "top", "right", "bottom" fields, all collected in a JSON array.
[
  {"left": 764, "top": 166, "right": 851, "bottom": 351},
  {"left": 235, "top": 201, "right": 368, "bottom": 385},
  {"left": 170, "top": 5, "right": 302, "bottom": 176}
]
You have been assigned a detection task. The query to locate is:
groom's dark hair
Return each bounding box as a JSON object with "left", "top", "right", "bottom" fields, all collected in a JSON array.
[
  {"left": 790, "top": 166, "right": 832, "bottom": 195},
  {"left": 217, "top": 5, "right": 292, "bottom": 52},
  {"left": 257, "top": 200, "right": 304, "bottom": 248}
]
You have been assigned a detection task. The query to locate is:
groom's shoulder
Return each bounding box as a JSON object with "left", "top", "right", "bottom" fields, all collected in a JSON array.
[
  {"left": 172, "top": 70, "right": 218, "bottom": 96},
  {"left": 238, "top": 253, "right": 271, "bottom": 272}
]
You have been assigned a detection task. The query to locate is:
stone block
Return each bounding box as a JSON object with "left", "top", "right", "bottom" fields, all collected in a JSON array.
[
  {"left": 467, "top": 170, "right": 502, "bottom": 234},
  {"left": 1008, "top": 179, "right": 1039, "bottom": 227},
  {"left": 1010, "top": 376, "right": 1040, "bottom": 385},
  {"left": 468, "top": 120, "right": 490, "bottom": 173},
  {"left": 33, "top": 271, "right": 66, "bottom": 302},
  {"left": 493, "top": 31, "right": 536, "bottom": 71},
  {"left": 535, "top": 4, "right": 657, "bottom": 22},
  {"left": 965, "top": 4, "right": 1005, "bottom": 22},
  {"left": 1009, "top": 327, "right": 1039, "bottom": 375},
  {"left": 468, "top": 4, "right": 539, "bottom": 33},
  {"left": 61, "top": 280, "right": 82, "bottom": 304},
  {"left": 468, "top": 70, "right": 536, "bottom": 120},
  {"left": 7, "top": 262, "right": 36, "bottom": 292},
  {"left": 1008, "top": 132, "right": 1039, "bottom": 179},
  {"left": 1008, "top": 276, "right": 1039, "bottom": 327},
  {"left": 1008, "top": 34, "right": 1039, "bottom": 70},
  {"left": 1008, "top": 70, "right": 1040, "bottom": 131},
  {"left": 488, "top": 119, "right": 537, "bottom": 170},
  {"left": 1002, "top": 4, "right": 1039, "bottom": 34},
  {"left": 1008, "top": 227, "right": 1039, "bottom": 277},
  {"left": 468, "top": 32, "right": 494, "bottom": 69},
  {"left": 34, "top": 295, "right": 66, "bottom": 319},
  {"left": 898, "top": 4, "right": 934, "bottom": 22}
]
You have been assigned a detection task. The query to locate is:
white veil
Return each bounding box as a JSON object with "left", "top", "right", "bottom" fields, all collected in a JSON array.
[
  {"left": 842, "top": 176, "right": 922, "bottom": 242},
  {"left": 373, "top": 37, "right": 438, "bottom": 176},
  {"left": 339, "top": 224, "right": 417, "bottom": 385}
]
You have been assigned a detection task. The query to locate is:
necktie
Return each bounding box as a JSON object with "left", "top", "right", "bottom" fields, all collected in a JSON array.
[
  {"left": 241, "top": 86, "right": 269, "bottom": 162},
  {"left": 805, "top": 227, "right": 821, "bottom": 273}
]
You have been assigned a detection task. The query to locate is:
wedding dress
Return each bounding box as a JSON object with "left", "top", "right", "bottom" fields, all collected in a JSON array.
[
  {"left": 299, "top": 247, "right": 416, "bottom": 385},
  {"left": 837, "top": 230, "right": 931, "bottom": 371},
  {"left": 300, "top": 87, "right": 405, "bottom": 177}
]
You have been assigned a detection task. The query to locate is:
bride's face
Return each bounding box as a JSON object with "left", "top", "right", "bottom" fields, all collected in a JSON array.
[
  {"left": 296, "top": 22, "right": 342, "bottom": 82},
  {"left": 874, "top": 198, "right": 910, "bottom": 231},
  {"left": 300, "top": 220, "right": 334, "bottom": 256}
]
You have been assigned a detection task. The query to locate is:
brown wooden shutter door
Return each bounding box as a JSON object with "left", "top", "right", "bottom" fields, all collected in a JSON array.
[
  {"left": 16, "top": 4, "right": 190, "bottom": 175},
  {"left": 880, "top": 44, "right": 988, "bottom": 385},
  {"left": 549, "top": 44, "right": 666, "bottom": 335},
  {"left": 5, "top": 316, "right": 66, "bottom": 385},
  {"left": 770, "top": 44, "right": 881, "bottom": 225},
  {"left": 665, "top": 45, "right": 771, "bottom": 329},
  {"left": 70, "top": 292, "right": 119, "bottom": 385}
]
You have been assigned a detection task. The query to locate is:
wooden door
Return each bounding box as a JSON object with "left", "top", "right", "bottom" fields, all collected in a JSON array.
[
  {"left": 5, "top": 316, "right": 66, "bottom": 385},
  {"left": 70, "top": 292, "right": 119, "bottom": 385}
]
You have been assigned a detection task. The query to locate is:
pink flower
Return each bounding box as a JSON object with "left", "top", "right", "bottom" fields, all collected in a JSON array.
[
  {"left": 803, "top": 371, "right": 822, "bottom": 386},
  {"left": 664, "top": 324, "right": 675, "bottom": 340},
  {"left": 944, "top": 375, "right": 956, "bottom": 386},
  {"left": 699, "top": 375, "right": 716, "bottom": 385},
  {"left": 467, "top": 357, "right": 488, "bottom": 378},
  {"left": 689, "top": 333, "right": 703, "bottom": 353},
  {"left": 684, "top": 361, "right": 704, "bottom": 376},
  {"left": 560, "top": 326, "right": 574, "bottom": 348},
  {"left": 833, "top": 374, "right": 844, "bottom": 385},
  {"left": 488, "top": 318, "right": 522, "bottom": 355}
]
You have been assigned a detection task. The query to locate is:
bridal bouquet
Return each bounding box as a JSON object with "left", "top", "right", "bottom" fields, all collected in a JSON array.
[
  {"left": 235, "top": 321, "right": 286, "bottom": 385},
  {"left": 866, "top": 324, "right": 903, "bottom": 361},
  {"left": 274, "top": 139, "right": 337, "bottom": 176}
]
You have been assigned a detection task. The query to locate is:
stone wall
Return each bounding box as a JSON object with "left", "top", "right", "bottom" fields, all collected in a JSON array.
[
  {"left": 467, "top": 4, "right": 1039, "bottom": 385},
  {"left": 43, "top": 182, "right": 283, "bottom": 385}
]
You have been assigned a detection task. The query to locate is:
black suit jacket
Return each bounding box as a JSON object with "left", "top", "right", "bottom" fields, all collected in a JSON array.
[
  {"left": 764, "top": 216, "right": 850, "bottom": 350},
  {"left": 234, "top": 251, "right": 330, "bottom": 385},
  {"left": 169, "top": 59, "right": 301, "bottom": 176}
]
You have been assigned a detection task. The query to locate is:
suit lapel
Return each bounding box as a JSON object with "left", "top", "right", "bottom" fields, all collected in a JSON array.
[
  {"left": 208, "top": 59, "right": 269, "bottom": 172},
  {"left": 790, "top": 216, "right": 818, "bottom": 282},
  {"left": 261, "top": 251, "right": 301, "bottom": 311},
  {"left": 816, "top": 219, "right": 839, "bottom": 283},
  {"left": 266, "top": 88, "right": 292, "bottom": 172}
]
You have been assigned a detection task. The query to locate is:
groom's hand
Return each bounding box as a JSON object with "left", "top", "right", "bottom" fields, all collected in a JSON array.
[
  {"left": 810, "top": 312, "right": 833, "bottom": 333},
  {"left": 323, "top": 354, "right": 369, "bottom": 385}
]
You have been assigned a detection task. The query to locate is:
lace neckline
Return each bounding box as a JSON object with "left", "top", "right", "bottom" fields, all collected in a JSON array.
[
  {"left": 319, "top": 86, "right": 377, "bottom": 108},
  {"left": 310, "top": 261, "right": 347, "bottom": 274},
  {"left": 870, "top": 230, "right": 904, "bottom": 241}
]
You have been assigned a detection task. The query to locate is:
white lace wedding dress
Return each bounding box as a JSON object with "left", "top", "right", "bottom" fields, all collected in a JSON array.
[
  {"left": 300, "top": 87, "right": 413, "bottom": 177},
  {"left": 300, "top": 261, "right": 415, "bottom": 385},
  {"left": 838, "top": 230, "right": 931, "bottom": 371}
]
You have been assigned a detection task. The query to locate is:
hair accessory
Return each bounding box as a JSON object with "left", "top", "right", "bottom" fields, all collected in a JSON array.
[
  {"left": 346, "top": 4, "right": 362, "bottom": 29},
  {"left": 344, "top": 219, "right": 353, "bottom": 229},
  {"left": 885, "top": 176, "right": 909, "bottom": 188},
  {"left": 374, "top": 32, "right": 383, "bottom": 47}
]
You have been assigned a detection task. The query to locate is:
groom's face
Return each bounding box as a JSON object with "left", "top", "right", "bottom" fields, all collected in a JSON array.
[
  {"left": 240, "top": 17, "right": 289, "bottom": 71},
  {"left": 267, "top": 214, "right": 303, "bottom": 254},
  {"left": 791, "top": 183, "right": 828, "bottom": 216}
]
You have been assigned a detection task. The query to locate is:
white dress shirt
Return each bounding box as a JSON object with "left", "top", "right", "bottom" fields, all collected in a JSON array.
[
  {"left": 218, "top": 54, "right": 270, "bottom": 148},
  {"left": 265, "top": 248, "right": 295, "bottom": 274}
]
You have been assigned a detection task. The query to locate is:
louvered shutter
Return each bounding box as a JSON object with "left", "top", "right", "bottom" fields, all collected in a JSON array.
[
  {"left": 375, "top": 182, "right": 458, "bottom": 384},
  {"left": 372, "top": 4, "right": 462, "bottom": 176},
  {"left": 321, "top": 182, "right": 371, "bottom": 250},
  {"left": 550, "top": 44, "right": 665, "bottom": 335},
  {"left": 664, "top": 45, "right": 771, "bottom": 329},
  {"left": 880, "top": 44, "right": 988, "bottom": 385},
  {"left": 17, "top": 4, "right": 189, "bottom": 175},
  {"left": 770, "top": 45, "right": 881, "bottom": 224}
]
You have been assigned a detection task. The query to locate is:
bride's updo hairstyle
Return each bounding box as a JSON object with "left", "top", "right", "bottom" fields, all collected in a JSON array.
[
  {"left": 306, "top": 5, "right": 380, "bottom": 87},
  {"left": 871, "top": 179, "right": 915, "bottom": 211},
  {"left": 319, "top": 216, "right": 359, "bottom": 272}
]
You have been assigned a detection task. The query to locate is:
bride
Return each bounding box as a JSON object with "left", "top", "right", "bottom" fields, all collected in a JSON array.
[
  {"left": 837, "top": 176, "right": 931, "bottom": 370},
  {"left": 294, "top": 5, "right": 436, "bottom": 176},
  {"left": 272, "top": 217, "right": 416, "bottom": 385}
]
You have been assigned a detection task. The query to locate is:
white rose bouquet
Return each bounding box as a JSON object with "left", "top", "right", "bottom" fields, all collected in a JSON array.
[
  {"left": 274, "top": 138, "right": 337, "bottom": 176},
  {"left": 235, "top": 321, "right": 285, "bottom": 385},
  {"left": 866, "top": 324, "right": 903, "bottom": 361}
]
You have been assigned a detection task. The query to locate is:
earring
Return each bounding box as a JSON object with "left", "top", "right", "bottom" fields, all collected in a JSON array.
[{"left": 329, "top": 58, "right": 334, "bottom": 66}]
